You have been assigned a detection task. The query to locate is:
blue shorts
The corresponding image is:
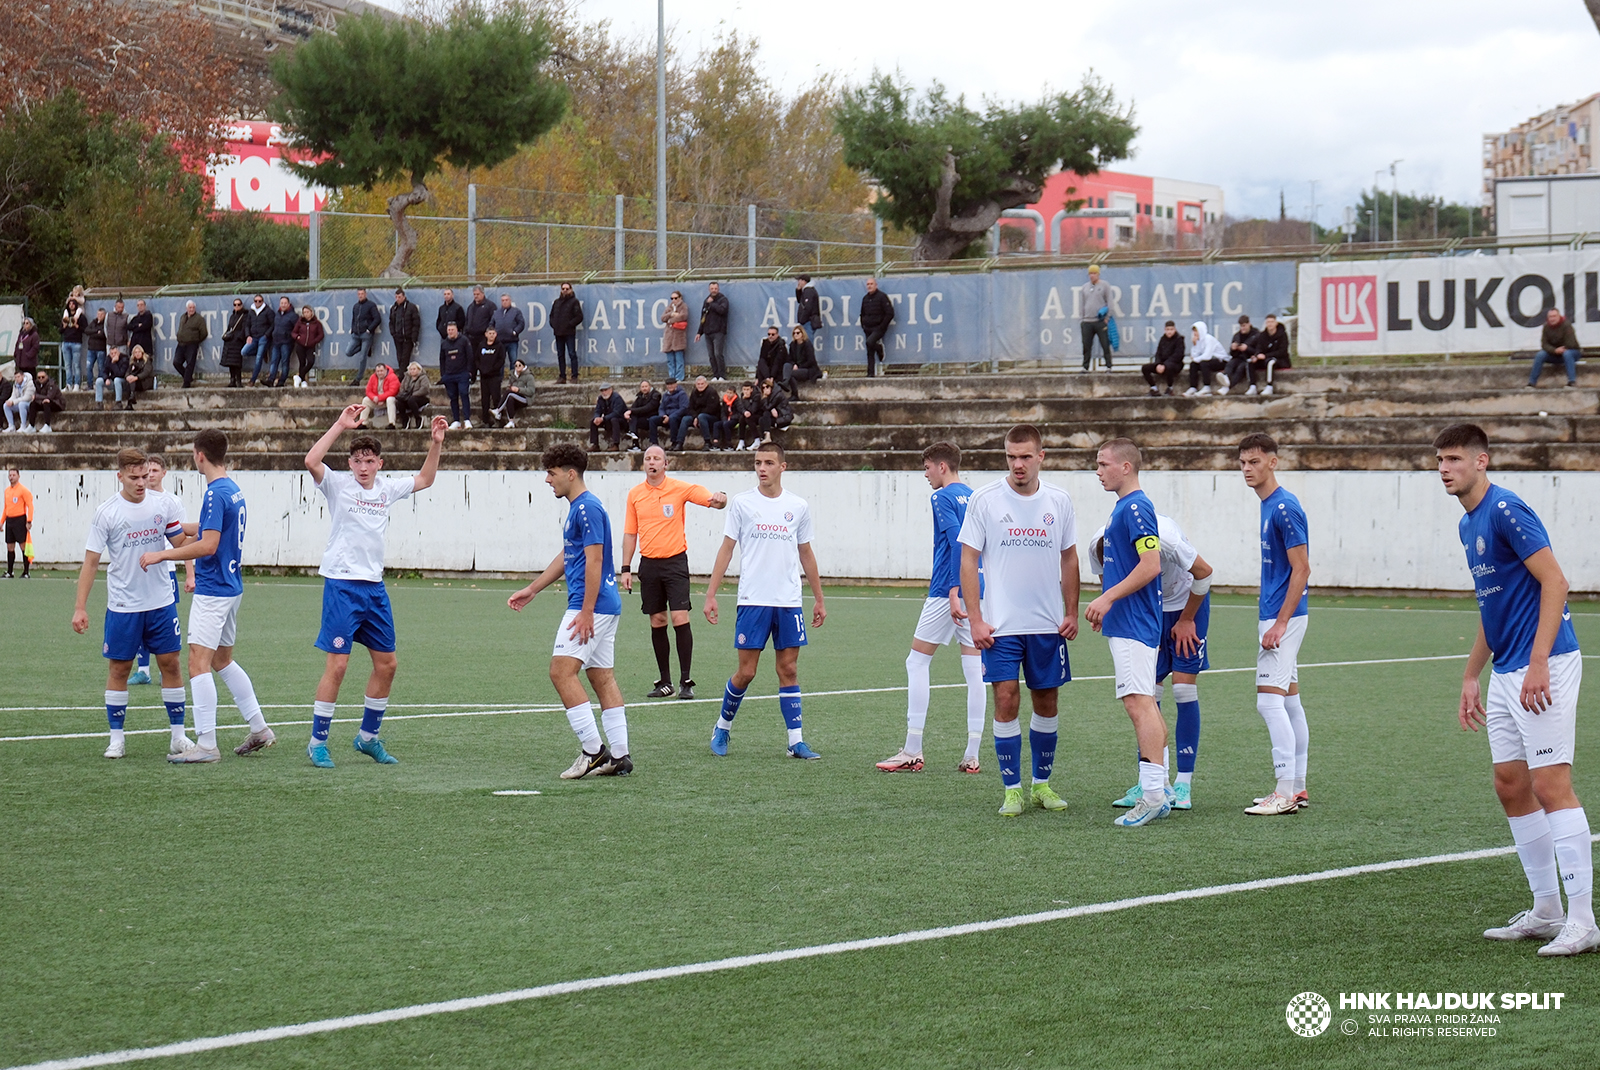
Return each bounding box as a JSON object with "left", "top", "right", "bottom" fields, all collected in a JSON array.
[
  {"left": 1156, "top": 596, "right": 1211, "bottom": 680},
  {"left": 104, "top": 604, "right": 181, "bottom": 661},
  {"left": 315, "top": 578, "right": 396, "bottom": 655},
  {"left": 735, "top": 604, "right": 808, "bottom": 651},
  {"left": 982, "top": 633, "right": 1070, "bottom": 690}
]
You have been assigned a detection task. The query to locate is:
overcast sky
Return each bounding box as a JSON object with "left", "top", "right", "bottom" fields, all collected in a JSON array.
[{"left": 372, "top": 0, "right": 1600, "bottom": 222}]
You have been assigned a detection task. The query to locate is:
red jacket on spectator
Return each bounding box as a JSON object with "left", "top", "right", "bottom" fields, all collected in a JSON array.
[
  {"left": 365, "top": 366, "right": 400, "bottom": 402},
  {"left": 291, "top": 315, "right": 325, "bottom": 349}
]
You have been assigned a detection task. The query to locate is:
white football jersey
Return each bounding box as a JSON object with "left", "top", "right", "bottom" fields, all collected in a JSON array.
[
  {"left": 145, "top": 488, "right": 186, "bottom": 576},
  {"left": 957, "top": 479, "right": 1077, "bottom": 636},
  {"left": 85, "top": 492, "right": 183, "bottom": 612},
  {"left": 316, "top": 470, "right": 415, "bottom": 582},
  {"left": 1089, "top": 513, "right": 1200, "bottom": 613},
  {"left": 724, "top": 487, "right": 813, "bottom": 607}
]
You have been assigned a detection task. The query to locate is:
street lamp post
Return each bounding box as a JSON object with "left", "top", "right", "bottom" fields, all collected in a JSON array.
[
  {"left": 1373, "top": 170, "right": 1384, "bottom": 242},
  {"left": 1390, "top": 159, "right": 1402, "bottom": 245}
]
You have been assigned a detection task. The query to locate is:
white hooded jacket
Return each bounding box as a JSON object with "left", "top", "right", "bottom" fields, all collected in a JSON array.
[{"left": 1190, "top": 321, "right": 1226, "bottom": 363}]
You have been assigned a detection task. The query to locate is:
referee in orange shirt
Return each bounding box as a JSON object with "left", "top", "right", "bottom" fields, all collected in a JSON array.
[
  {"left": 621, "top": 444, "right": 727, "bottom": 698},
  {"left": 4, "top": 467, "right": 32, "bottom": 578}
]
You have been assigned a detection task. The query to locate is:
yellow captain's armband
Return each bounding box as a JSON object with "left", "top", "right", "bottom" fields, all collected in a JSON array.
[{"left": 1134, "top": 535, "right": 1161, "bottom": 555}]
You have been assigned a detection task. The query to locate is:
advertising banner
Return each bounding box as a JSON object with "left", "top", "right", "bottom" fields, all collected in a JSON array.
[{"left": 1299, "top": 250, "right": 1600, "bottom": 357}]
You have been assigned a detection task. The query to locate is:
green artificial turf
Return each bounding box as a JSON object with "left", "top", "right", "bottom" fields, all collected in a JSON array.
[{"left": 1, "top": 575, "right": 1597, "bottom": 1068}]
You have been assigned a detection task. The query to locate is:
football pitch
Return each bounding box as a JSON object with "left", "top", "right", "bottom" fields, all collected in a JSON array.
[{"left": 3, "top": 574, "right": 1599, "bottom": 1069}]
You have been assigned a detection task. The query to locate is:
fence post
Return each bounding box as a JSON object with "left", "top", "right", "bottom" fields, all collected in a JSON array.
[
  {"left": 615, "top": 195, "right": 625, "bottom": 274},
  {"left": 308, "top": 210, "right": 320, "bottom": 281},
  {"left": 747, "top": 204, "right": 757, "bottom": 269},
  {"left": 875, "top": 217, "right": 883, "bottom": 266},
  {"left": 467, "top": 183, "right": 477, "bottom": 278}
]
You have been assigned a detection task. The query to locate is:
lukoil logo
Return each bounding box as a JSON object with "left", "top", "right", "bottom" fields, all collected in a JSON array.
[
  {"left": 1321, "top": 276, "right": 1378, "bottom": 341},
  {"left": 1287, "top": 991, "right": 1333, "bottom": 1037}
]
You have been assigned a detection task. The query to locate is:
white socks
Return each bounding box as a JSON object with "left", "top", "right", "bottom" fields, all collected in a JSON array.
[
  {"left": 962, "top": 654, "right": 985, "bottom": 759},
  {"left": 1139, "top": 760, "right": 1166, "bottom": 801},
  {"left": 600, "top": 706, "right": 628, "bottom": 757},
  {"left": 904, "top": 649, "right": 933, "bottom": 753},
  {"left": 1256, "top": 692, "right": 1295, "bottom": 798},
  {"left": 565, "top": 703, "right": 602, "bottom": 753},
  {"left": 190, "top": 676, "right": 218, "bottom": 750},
  {"left": 216, "top": 661, "right": 268, "bottom": 733},
  {"left": 1508, "top": 809, "right": 1564, "bottom": 919},
  {"left": 1284, "top": 692, "right": 1309, "bottom": 793},
  {"left": 1549, "top": 806, "right": 1596, "bottom": 930}
]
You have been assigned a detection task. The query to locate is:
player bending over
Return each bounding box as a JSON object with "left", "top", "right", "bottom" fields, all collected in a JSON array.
[
  {"left": 704, "top": 441, "right": 827, "bottom": 759},
  {"left": 508, "top": 444, "right": 632, "bottom": 779},
  {"left": 1436, "top": 423, "right": 1596, "bottom": 956},
  {"left": 71, "top": 448, "right": 190, "bottom": 759},
  {"left": 1239, "top": 433, "right": 1311, "bottom": 816},
  {"left": 879, "top": 441, "right": 987, "bottom": 773},
  {"left": 958, "top": 424, "right": 1080, "bottom": 817},
  {"left": 302, "top": 406, "right": 446, "bottom": 768},
  {"left": 140, "top": 431, "right": 274, "bottom": 762},
  {"left": 1085, "top": 439, "right": 1171, "bottom": 828}
]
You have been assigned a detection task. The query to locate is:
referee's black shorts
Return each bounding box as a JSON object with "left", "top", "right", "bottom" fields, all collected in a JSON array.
[
  {"left": 3, "top": 516, "right": 25, "bottom": 545},
  {"left": 637, "top": 552, "right": 691, "bottom": 615}
]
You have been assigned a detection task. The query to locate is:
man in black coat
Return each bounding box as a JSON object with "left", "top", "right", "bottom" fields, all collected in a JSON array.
[
  {"left": 1141, "top": 320, "right": 1185, "bottom": 395},
  {"left": 128, "top": 300, "right": 155, "bottom": 361},
  {"left": 464, "top": 285, "right": 496, "bottom": 380},
  {"left": 696, "top": 281, "right": 730, "bottom": 380},
  {"left": 755, "top": 327, "right": 787, "bottom": 383},
  {"left": 624, "top": 379, "right": 660, "bottom": 447},
  {"left": 550, "top": 283, "right": 584, "bottom": 383},
  {"left": 795, "top": 274, "right": 822, "bottom": 354},
  {"left": 434, "top": 287, "right": 467, "bottom": 368},
  {"left": 349, "top": 288, "right": 383, "bottom": 381},
  {"left": 1221, "top": 314, "right": 1258, "bottom": 395},
  {"left": 243, "top": 294, "right": 275, "bottom": 385},
  {"left": 589, "top": 383, "right": 627, "bottom": 451},
  {"left": 475, "top": 326, "right": 506, "bottom": 426},
  {"left": 388, "top": 288, "right": 422, "bottom": 368},
  {"left": 1245, "top": 313, "right": 1290, "bottom": 395},
  {"left": 679, "top": 374, "right": 722, "bottom": 451},
  {"left": 858, "top": 277, "right": 894, "bottom": 377},
  {"left": 492, "top": 293, "right": 526, "bottom": 367}
]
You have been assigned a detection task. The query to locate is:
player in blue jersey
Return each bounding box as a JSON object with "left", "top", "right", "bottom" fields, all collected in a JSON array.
[
  {"left": 71, "top": 447, "right": 189, "bottom": 759},
  {"left": 878, "top": 442, "right": 987, "bottom": 774},
  {"left": 958, "top": 424, "right": 1080, "bottom": 817},
  {"left": 1238, "top": 433, "right": 1311, "bottom": 816},
  {"left": 139, "top": 430, "right": 274, "bottom": 763},
  {"left": 1085, "top": 439, "right": 1172, "bottom": 827},
  {"left": 1436, "top": 424, "right": 1595, "bottom": 956},
  {"left": 509, "top": 443, "right": 632, "bottom": 779},
  {"left": 303, "top": 406, "right": 448, "bottom": 767}
]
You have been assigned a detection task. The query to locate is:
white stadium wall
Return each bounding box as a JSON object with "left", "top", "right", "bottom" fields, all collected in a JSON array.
[{"left": 19, "top": 468, "right": 1600, "bottom": 594}]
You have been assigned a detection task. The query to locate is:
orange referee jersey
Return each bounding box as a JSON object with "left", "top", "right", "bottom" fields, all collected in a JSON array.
[
  {"left": 3, "top": 482, "right": 31, "bottom": 522},
  {"left": 625, "top": 476, "right": 714, "bottom": 559}
]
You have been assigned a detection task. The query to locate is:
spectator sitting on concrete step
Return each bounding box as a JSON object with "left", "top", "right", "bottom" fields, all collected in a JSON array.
[
  {"left": 1529, "top": 307, "right": 1582, "bottom": 388},
  {"left": 493, "top": 359, "right": 536, "bottom": 427}
]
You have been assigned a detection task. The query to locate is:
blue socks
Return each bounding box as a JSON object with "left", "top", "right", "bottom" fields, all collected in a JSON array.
[
  {"left": 162, "top": 687, "right": 187, "bottom": 727},
  {"left": 994, "top": 718, "right": 1023, "bottom": 788},
  {"left": 778, "top": 686, "right": 802, "bottom": 731},
  {"left": 312, "top": 699, "right": 335, "bottom": 743},
  {"left": 1173, "top": 683, "right": 1200, "bottom": 775},
  {"left": 1029, "top": 712, "right": 1057, "bottom": 783},
  {"left": 359, "top": 695, "right": 387, "bottom": 741},
  {"left": 105, "top": 689, "right": 128, "bottom": 731},
  {"left": 716, "top": 680, "right": 747, "bottom": 730}
]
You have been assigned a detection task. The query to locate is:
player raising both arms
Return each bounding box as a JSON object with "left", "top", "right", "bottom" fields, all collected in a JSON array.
[
  {"left": 878, "top": 442, "right": 987, "bottom": 774},
  {"left": 508, "top": 443, "right": 632, "bottom": 779},
  {"left": 71, "top": 448, "right": 191, "bottom": 758},
  {"left": 1239, "top": 433, "right": 1312, "bottom": 816},
  {"left": 302, "top": 406, "right": 447, "bottom": 768},
  {"left": 1085, "top": 439, "right": 1170, "bottom": 828},
  {"left": 704, "top": 441, "right": 826, "bottom": 760},
  {"left": 958, "top": 424, "right": 1079, "bottom": 817},
  {"left": 1436, "top": 424, "right": 1596, "bottom": 956}
]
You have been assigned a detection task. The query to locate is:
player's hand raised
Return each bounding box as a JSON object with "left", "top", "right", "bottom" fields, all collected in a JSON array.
[
  {"left": 703, "top": 594, "right": 719, "bottom": 625},
  {"left": 430, "top": 415, "right": 448, "bottom": 443},
  {"left": 337, "top": 403, "right": 364, "bottom": 430},
  {"left": 1459, "top": 676, "right": 1486, "bottom": 731},
  {"left": 507, "top": 585, "right": 536, "bottom": 612}
]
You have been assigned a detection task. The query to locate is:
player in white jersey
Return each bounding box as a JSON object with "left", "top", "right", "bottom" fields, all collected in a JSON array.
[
  {"left": 704, "top": 440, "right": 827, "bottom": 759},
  {"left": 958, "top": 424, "right": 1079, "bottom": 817},
  {"left": 302, "top": 405, "right": 447, "bottom": 767},
  {"left": 1092, "top": 511, "right": 1214, "bottom": 811},
  {"left": 127, "top": 454, "right": 194, "bottom": 687},
  {"left": 71, "top": 447, "right": 191, "bottom": 759}
]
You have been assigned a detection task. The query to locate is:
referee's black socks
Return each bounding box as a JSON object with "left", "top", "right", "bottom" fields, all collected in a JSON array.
[
  {"left": 651, "top": 625, "right": 672, "bottom": 684},
  {"left": 674, "top": 622, "right": 694, "bottom": 683}
]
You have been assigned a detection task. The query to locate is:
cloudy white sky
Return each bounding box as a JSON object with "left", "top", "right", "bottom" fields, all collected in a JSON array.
[{"left": 372, "top": 0, "right": 1600, "bottom": 222}]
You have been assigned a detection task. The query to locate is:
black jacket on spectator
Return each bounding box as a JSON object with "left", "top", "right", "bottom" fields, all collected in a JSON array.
[
  {"left": 796, "top": 285, "right": 821, "bottom": 329},
  {"left": 492, "top": 305, "right": 526, "bottom": 345},
  {"left": 61, "top": 306, "right": 85, "bottom": 344},
  {"left": 1229, "top": 326, "right": 1259, "bottom": 359},
  {"left": 434, "top": 299, "right": 466, "bottom": 338},
  {"left": 592, "top": 391, "right": 626, "bottom": 422},
  {"left": 272, "top": 308, "right": 298, "bottom": 344},
  {"left": 756, "top": 337, "right": 788, "bottom": 382},
  {"left": 859, "top": 289, "right": 894, "bottom": 332},
  {"left": 129, "top": 352, "right": 155, "bottom": 393},
  {"left": 475, "top": 340, "right": 506, "bottom": 377},
  {"left": 128, "top": 311, "right": 154, "bottom": 355},
  {"left": 351, "top": 297, "right": 382, "bottom": 336},
  {"left": 760, "top": 384, "right": 794, "bottom": 429},
  {"left": 439, "top": 335, "right": 473, "bottom": 379},
  {"left": 1250, "top": 324, "right": 1290, "bottom": 367},
  {"left": 628, "top": 388, "right": 660, "bottom": 421},
  {"left": 550, "top": 293, "right": 584, "bottom": 337},
  {"left": 464, "top": 297, "right": 495, "bottom": 337},
  {"left": 389, "top": 300, "right": 421, "bottom": 345},
  {"left": 1151, "top": 331, "right": 1184, "bottom": 370},
  {"left": 698, "top": 292, "right": 729, "bottom": 335},
  {"left": 105, "top": 349, "right": 130, "bottom": 381},
  {"left": 84, "top": 316, "right": 108, "bottom": 352},
  {"left": 245, "top": 304, "right": 273, "bottom": 343},
  {"left": 787, "top": 337, "right": 820, "bottom": 375},
  {"left": 687, "top": 383, "right": 721, "bottom": 419},
  {"left": 221, "top": 309, "right": 249, "bottom": 368}
]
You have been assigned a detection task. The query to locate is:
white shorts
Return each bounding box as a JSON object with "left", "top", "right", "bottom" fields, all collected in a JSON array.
[
  {"left": 912, "top": 596, "right": 974, "bottom": 648},
  {"left": 188, "top": 594, "right": 241, "bottom": 650},
  {"left": 1109, "top": 637, "right": 1158, "bottom": 698},
  {"left": 1256, "top": 615, "right": 1308, "bottom": 691},
  {"left": 1486, "top": 650, "right": 1582, "bottom": 769},
  {"left": 551, "top": 609, "right": 619, "bottom": 670}
]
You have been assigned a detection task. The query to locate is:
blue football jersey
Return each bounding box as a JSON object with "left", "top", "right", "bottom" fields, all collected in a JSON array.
[
  {"left": 564, "top": 491, "right": 621, "bottom": 615},
  {"left": 929, "top": 482, "right": 976, "bottom": 599},
  {"left": 1259, "top": 486, "right": 1309, "bottom": 620},
  {"left": 1460, "top": 484, "right": 1579, "bottom": 673},
  {"left": 1100, "top": 489, "right": 1163, "bottom": 645},
  {"left": 194, "top": 476, "right": 246, "bottom": 598}
]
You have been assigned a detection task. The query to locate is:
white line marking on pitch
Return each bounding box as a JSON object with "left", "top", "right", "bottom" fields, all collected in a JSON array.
[
  {"left": 491, "top": 790, "right": 542, "bottom": 796},
  {"left": 13, "top": 837, "right": 1594, "bottom": 1070}
]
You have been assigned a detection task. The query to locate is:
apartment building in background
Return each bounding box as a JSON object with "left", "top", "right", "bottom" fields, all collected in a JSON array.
[
  {"left": 1002, "top": 169, "right": 1226, "bottom": 253},
  {"left": 1483, "top": 93, "right": 1600, "bottom": 224}
]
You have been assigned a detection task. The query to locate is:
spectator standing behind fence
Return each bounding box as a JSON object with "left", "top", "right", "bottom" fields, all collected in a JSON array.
[
  {"left": 348, "top": 288, "right": 382, "bottom": 382},
  {"left": 243, "top": 295, "right": 272, "bottom": 385},
  {"left": 125, "top": 345, "right": 154, "bottom": 408},
  {"left": 625, "top": 378, "right": 659, "bottom": 448},
  {"left": 1530, "top": 307, "right": 1582, "bottom": 389},
  {"left": 3, "top": 370, "right": 34, "bottom": 431},
  {"left": 269, "top": 297, "right": 297, "bottom": 387},
  {"left": 13, "top": 318, "right": 38, "bottom": 380},
  {"left": 434, "top": 288, "right": 465, "bottom": 371},
  {"left": 360, "top": 363, "right": 400, "bottom": 428},
  {"left": 106, "top": 299, "right": 129, "bottom": 364},
  {"left": 661, "top": 291, "right": 689, "bottom": 382},
  {"left": 98, "top": 346, "right": 128, "bottom": 408},
  {"left": 492, "top": 294, "right": 526, "bottom": 369},
  {"left": 128, "top": 299, "right": 154, "bottom": 363},
  {"left": 464, "top": 286, "right": 494, "bottom": 377},
  {"left": 550, "top": 283, "right": 583, "bottom": 384},
  {"left": 1246, "top": 313, "right": 1289, "bottom": 396},
  {"left": 395, "top": 362, "right": 432, "bottom": 429},
  {"left": 1080, "top": 265, "right": 1114, "bottom": 372},
  {"left": 755, "top": 326, "right": 787, "bottom": 383},
  {"left": 439, "top": 322, "right": 472, "bottom": 429},
  {"left": 859, "top": 277, "right": 894, "bottom": 377},
  {"left": 85, "top": 307, "right": 109, "bottom": 390},
  {"left": 590, "top": 382, "right": 627, "bottom": 451},
  {"left": 30, "top": 371, "right": 61, "bottom": 432},
  {"left": 174, "top": 300, "right": 208, "bottom": 389},
  {"left": 291, "top": 305, "right": 324, "bottom": 388},
  {"left": 221, "top": 298, "right": 248, "bottom": 388},
  {"left": 475, "top": 326, "right": 506, "bottom": 426},
  {"left": 60, "top": 296, "right": 85, "bottom": 392},
  {"left": 492, "top": 359, "right": 535, "bottom": 427},
  {"left": 697, "top": 282, "right": 729, "bottom": 381},
  {"left": 795, "top": 275, "right": 822, "bottom": 354},
  {"left": 1142, "top": 320, "right": 1185, "bottom": 396},
  {"left": 784, "top": 325, "right": 821, "bottom": 401},
  {"left": 388, "top": 288, "right": 421, "bottom": 372},
  {"left": 652, "top": 377, "right": 685, "bottom": 445},
  {"left": 1183, "top": 320, "right": 1229, "bottom": 396},
  {"left": 1223, "top": 315, "right": 1258, "bottom": 396}
]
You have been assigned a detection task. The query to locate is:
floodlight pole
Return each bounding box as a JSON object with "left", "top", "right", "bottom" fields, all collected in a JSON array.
[
  {"left": 656, "top": 0, "right": 667, "bottom": 272},
  {"left": 1390, "top": 159, "right": 1402, "bottom": 244}
]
